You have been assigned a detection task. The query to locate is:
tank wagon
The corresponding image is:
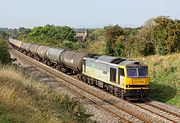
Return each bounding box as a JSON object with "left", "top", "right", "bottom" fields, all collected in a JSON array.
[
  {"left": 60, "top": 51, "right": 92, "bottom": 74},
  {"left": 29, "top": 44, "right": 40, "bottom": 58},
  {"left": 36, "top": 46, "right": 50, "bottom": 62},
  {"left": 20, "top": 43, "right": 32, "bottom": 55},
  {"left": 8, "top": 38, "right": 150, "bottom": 99},
  {"left": 9, "top": 38, "right": 22, "bottom": 49},
  {"left": 45, "top": 48, "right": 65, "bottom": 67}
]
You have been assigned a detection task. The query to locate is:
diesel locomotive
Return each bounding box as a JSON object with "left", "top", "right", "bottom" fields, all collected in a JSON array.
[{"left": 9, "top": 38, "right": 150, "bottom": 99}]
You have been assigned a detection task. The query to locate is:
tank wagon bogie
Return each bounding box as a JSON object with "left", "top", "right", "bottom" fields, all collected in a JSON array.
[{"left": 8, "top": 38, "right": 150, "bottom": 100}]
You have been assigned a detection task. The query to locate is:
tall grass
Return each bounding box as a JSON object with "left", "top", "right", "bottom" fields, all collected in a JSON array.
[
  {"left": 137, "top": 53, "right": 180, "bottom": 107},
  {"left": 0, "top": 65, "right": 93, "bottom": 123}
]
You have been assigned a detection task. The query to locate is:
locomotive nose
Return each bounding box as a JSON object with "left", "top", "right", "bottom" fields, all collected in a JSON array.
[{"left": 132, "top": 78, "right": 146, "bottom": 85}]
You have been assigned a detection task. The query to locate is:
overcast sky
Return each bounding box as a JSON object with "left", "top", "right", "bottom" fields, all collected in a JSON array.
[{"left": 0, "top": 0, "right": 179, "bottom": 28}]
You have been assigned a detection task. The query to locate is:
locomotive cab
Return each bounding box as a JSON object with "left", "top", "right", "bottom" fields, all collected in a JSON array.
[{"left": 121, "top": 65, "right": 150, "bottom": 99}]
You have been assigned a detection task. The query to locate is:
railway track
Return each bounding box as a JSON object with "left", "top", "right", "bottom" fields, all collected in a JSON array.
[
  {"left": 135, "top": 101, "right": 180, "bottom": 123},
  {"left": 146, "top": 100, "right": 180, "bottom": 118},
  {"left": 10, "top": 48, "right": 180, "bottom": 123}
]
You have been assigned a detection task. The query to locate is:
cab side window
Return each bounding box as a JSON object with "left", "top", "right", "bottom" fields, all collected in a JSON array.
[{"left": 119, "top": 68, "right": 124, "bottom": 76}]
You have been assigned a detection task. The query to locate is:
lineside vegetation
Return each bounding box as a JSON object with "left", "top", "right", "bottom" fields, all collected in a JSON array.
[
  {"left": 0, "top": 66, "right": 93, "bottom": 123},
  {"left": 0, "top": 34, "right": 11, "bottom": 64},
  {"left": 137, "top": 53, "right": 180, "bottom": 107}
]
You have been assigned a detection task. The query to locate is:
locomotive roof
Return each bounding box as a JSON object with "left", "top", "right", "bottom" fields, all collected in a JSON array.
[
  {"left": 84, "top": 55, "right": 127, "bottom": 65},
  {"left": 84, "top": 55, "right": 146, "bottom": 67},
  {"left": 96, "top": 56, "right": 117, "bottom": 63},
  {"left": 119, "top": 60, "right": 146, "bottom": 66},
  {"left": 96, "top": 55, "right": 128, "bottom": 64}
]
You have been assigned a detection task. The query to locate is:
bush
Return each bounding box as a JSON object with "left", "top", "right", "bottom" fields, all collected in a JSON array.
[{"left": 0, "top": 38, "right": 11, "bottom": 64}]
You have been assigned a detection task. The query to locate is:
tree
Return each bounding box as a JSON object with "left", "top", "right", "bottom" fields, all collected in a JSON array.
[
  {"left": 136, "top": 16, "right": 180, "bottom": 56},
  {"left": 28, "top": 25, "right": 76, "bottom": 44},
  {"left": 0, "top": 31, "right": 7, "bottom": 38},
  {"left": 0, "top": 36, "right": 11, "bottom": 64},
  {"left": 104, "top": 25, "right": 124, "bottom": 56}
]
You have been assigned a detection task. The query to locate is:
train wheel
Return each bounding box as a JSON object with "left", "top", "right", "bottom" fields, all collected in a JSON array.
[
  {"left": 56, "top": 65, "right": 61, "bottom": 71},
  {"left": 47, "top": 61, "right": 51, "bottom": 66},
  {"left": 87, "top": 78, "right": 91, "bottom": 85},
  {"left": 77, "top": 74, "right": 82, "bottom": 80},
  {"left": 104, "top": 84, "right": 108, "bottom": 91},
  {"left": 120, "top": 89, "right": 126, "bottom": 99},
  {"left": 107, "top": 86, "right": 113, "bottom": 94},
  {"left": 61, "top": 67, "right": 66, "bottom": 73},
  {"left": 82, "top": 75, "right": 87, "bottom": 82},
  {"left": 114, "top": 88, "right": 120, "bottom": 97}
]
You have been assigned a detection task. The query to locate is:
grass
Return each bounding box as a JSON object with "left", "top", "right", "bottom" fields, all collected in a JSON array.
[
  {"left": 0, "top": 65, "right": 93, "bottom": 123},
  {"left": 136, "top": 53, "right": 180, "bottom": 107}
]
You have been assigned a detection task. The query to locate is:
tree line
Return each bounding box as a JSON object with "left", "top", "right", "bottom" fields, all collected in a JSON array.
[
  {"left": 103, "top": 16, "right": 180, "bottom": 57},
  {"left": 3, "top": 16, "right": 180, "bottom": 57}
]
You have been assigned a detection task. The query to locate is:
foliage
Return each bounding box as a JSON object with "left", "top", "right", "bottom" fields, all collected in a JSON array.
[
  {"left": 61, "top": 40, "right": 85, "bottom": 50},
  {"left": 90, "top": 28, "right": 105, "bottom": 41},
  {"left": 15, "top": 25, "right": 82, "bottom": 50},
  {"left": 103, "top": 25, "right": 140, "bottom": 57},
  {"left": 137, "top": 16, "right": 180, "bottom": 56},
  {"left": 28, "top": 25, "right": 76, "bottom": 43},
  {"left": 0, "top": 35, "right": 11, "bottom": 64},
  {"left": 136, "top": 53, "right": 180, "bottom": 107},
  {"left": 0, "top": 31, "right": 7, "bottom": 38},
  {"left": 104, "top": 25, "right": 124, "bottom": 56}
]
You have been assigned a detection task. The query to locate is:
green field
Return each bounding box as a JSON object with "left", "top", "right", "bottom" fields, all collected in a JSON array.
[{"left": 137, "top": 53, "right": 180, "bottom": 107}]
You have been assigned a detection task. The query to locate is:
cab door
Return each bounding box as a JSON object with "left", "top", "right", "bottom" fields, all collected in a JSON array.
[
  {"left": 118, "top": 67, "right": 125, "bottom": 88},
  {"left": 110, "top": 67, "right": 116, "bottom": 83}
]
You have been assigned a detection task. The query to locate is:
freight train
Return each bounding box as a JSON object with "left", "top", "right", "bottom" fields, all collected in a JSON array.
[{"left": 9, "top": 38, "right": 150, "bottom": 99}]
